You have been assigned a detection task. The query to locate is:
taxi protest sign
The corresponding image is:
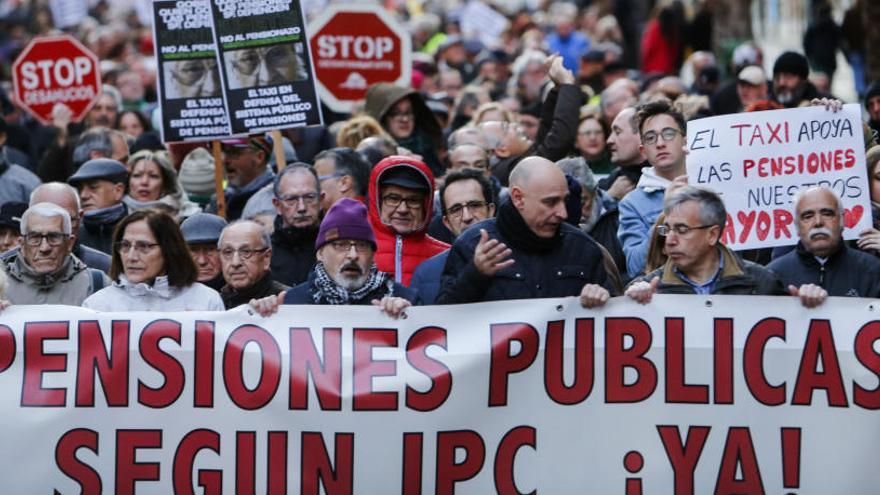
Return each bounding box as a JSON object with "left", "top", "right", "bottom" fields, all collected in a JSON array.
[
  {"left": 686, "top": 104, "right": 870, "bottom": 250},
  {"left": 11, "top": 35, "right": 101, "bottom": 125}
]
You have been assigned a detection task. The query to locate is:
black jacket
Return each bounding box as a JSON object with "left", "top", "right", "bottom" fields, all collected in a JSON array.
[
  {"left": 269, "top": 218, "right": 318, "bottom": 286},
  {"left": 768, "top": 241, "right": 880, "bottom": 298},
  {"left": 283, "top": 270, "right": 420, "bottom": 305},
  {"left": 492, "top": 83, "right": 584, "bottom": 187},
  {"left": 436, "top": 218, "right": 610, "bottom": 304},
  {"left": 220, "top": 273, "right": 289, "bottom": 309},
  {"left": 78, "top": 204, "right": 127, "bottom": 255},
  {"left": 634, "top": 245, "right": 786, "bottom": 296}
]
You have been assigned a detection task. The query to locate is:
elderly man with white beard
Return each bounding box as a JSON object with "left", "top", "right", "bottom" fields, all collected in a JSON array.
[{"left": 250, "top": 198, "right": 418, "bottom": 318}]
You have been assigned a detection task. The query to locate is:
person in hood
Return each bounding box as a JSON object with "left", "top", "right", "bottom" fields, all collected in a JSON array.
[
  {"left": 270, "top": 163, "right": 321, "bottom": 286},
  {"left": 364, "top": 83, "right": 445, "bottom": 177},
  {"left": 4, "top": 203, "right": 109, "bottom": 305},
  {"left": 618, "top": 99, "right": 688, "bottom": 278},
  {"left": 367, "top": 155, "right": 449, "bottom": 286},
  {"left": 82, "top": 209, "right": 224, "bottom": 311}
]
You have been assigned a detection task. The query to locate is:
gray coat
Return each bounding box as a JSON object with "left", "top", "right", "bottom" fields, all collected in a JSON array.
[{"left": 3, "top": 252, "right": 108, "bottom": 305}]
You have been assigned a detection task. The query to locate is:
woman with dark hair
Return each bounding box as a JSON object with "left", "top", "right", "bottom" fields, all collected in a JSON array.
[
  {"left": 640, "top": 1, "right": 686, "bottom": 75},
  {"left": 575, "top": 110, "right": 613, "bottom": 175},
  {"left": 115, "top": 109, "right": 151, "bottom": 138},
  {"left": 82, "top": 209, "right": 224, "bottom": 310},
  {"left": 124, "top": 150, "right": 201, "bottom": 218}
]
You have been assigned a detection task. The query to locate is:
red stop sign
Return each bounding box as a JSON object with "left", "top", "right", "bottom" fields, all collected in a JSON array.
[
  {"left": 12, "top": 35, "right": 101, "bottom": 126},
  {"left": 309, "top": 4, "right": 411, "bottom": 114}
]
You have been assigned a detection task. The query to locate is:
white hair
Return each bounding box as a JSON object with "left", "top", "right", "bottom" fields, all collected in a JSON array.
[
  {"left": 792, "top": 186, "right": 845, "bottom": 221},
  {"left": 20, "top": 203, "right": 72, "bottom": 235},
  {"left": 29, "top": 182, "right": 82, "bottom": 212}
]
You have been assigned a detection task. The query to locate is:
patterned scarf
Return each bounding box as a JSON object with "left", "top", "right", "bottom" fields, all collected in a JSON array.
[{"left": 312, "top": 262, "right": 392, "bottom": 304}]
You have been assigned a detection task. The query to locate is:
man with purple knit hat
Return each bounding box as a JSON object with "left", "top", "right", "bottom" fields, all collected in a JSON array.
[{"left": 249, "top": 198, "right": 418, "bottom": 318}]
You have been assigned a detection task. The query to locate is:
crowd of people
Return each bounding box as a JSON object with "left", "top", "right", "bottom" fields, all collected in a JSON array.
[{"left": 1, "top": 0, "right": 879, "bottom": 318}]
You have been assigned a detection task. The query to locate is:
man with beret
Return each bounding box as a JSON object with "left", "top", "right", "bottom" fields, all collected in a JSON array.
[
  {"left": 181, "top": 213, "right": 228, "bottom": 291},
  {"left": 0, "top": 202, "right": 26, "bottom": 254},
  {"left": 771, "top": 51, "right": 832, "bottom": 108},
  {"left": 367, "top": 155, "right": 449, "bottom": 286},
  {"left": 249, "top": 198, "right": 417, "bottom": 318},
  {"left": 68, "top": 158, "right": 129, "bottom": 254}
]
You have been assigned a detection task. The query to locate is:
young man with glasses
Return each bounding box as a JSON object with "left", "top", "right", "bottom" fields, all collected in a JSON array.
[
  {"left": 2, "top": 203, "right": 109, "bottom": 305},
  {"left": 268, "top": 163, "right": 323, "bottom": 286},
  {"left": 413, "top": 169, "right": 496, "bottom": 304},
  {"left": 218, "top": 220, "right": 289, "bottom": 309},
  {"left": 249, "top": 199, "right": 418, "bottom": 318},
  {"left": 365, "top": 156, "right": 449, "bottom": 286},
  {"left": 618, "top": 99, "right": 690, "bottom": 278},
  {"left": 625, "top": 187, "right": 785, "bottom": 302}
]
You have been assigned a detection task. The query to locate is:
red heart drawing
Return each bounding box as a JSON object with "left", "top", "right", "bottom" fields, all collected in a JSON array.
[{"left": 844, "top": 205, "right": 864, "bottom": 229}]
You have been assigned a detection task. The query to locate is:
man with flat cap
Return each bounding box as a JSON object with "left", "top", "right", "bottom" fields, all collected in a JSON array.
[
  {"left": 367, "top": 155, "right": 449, "bottom": 286},
  {"left": 68, "top": 158, "right": 129, "bottom": 255},
  {"left": 181, "top": 213, "right": 228, "bottom": 291}
]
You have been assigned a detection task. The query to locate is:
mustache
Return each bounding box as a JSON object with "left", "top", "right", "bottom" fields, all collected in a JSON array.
[
  {"left": 339, "top": 261, "right": 363, "bottom": 275},
  {"left": 808, "top": 227, "right": 833, "bottom": 239}
]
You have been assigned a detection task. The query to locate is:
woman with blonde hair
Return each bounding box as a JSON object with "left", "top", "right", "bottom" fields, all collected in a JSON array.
[
  {"left": 124, "top": 150, "right": 201, "bottom": 218},
  {"left": 335, "top": 115, "right": 394, "bottom": 149},
  {"left": 468, "top": 101, "right": 514, "bottom": 127}
]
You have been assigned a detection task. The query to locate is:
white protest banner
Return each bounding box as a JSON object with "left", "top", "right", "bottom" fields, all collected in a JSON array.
[
  {"left": 0, "top": 295, "right": 877, "bottom": 493},
  {"left": 686, "top": 104, "right": 870, "bottom": 251},
  {"left": 460, "top": 1, "right": 510, "bottom": 49}
]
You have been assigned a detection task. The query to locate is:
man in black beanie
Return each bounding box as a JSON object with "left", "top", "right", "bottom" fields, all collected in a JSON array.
[
  {"left": 771, "top": 51, "right": 832, "bottom": 108},
  {"left": 864, "top": 80, "right": 880, "bottom": 135}
]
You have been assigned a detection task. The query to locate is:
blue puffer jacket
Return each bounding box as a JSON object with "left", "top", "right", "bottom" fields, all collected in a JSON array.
[{"left": 617, "top": 168, "right": 669, "bottom": 278}]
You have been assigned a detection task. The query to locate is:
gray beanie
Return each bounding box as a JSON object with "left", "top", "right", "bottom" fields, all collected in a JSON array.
[{"left": 179, "top": 147, "right": 216, "bottom": 197}]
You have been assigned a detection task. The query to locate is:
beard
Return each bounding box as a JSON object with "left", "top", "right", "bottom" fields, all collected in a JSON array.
[
  {"left": 775, "top": 82, "right": 806, "bottom": 105},
  {"left": 332, "top": 261, "right": 369, "bottom": 291}
]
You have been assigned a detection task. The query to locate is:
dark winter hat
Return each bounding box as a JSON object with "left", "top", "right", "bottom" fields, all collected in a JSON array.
[
  {"left": 0, "top": 202, "right": 26, "bottom": 230},
  {"left": 379, "top": 166, "right": 429, "bottom": 191},
  {"left": 865, "top": 80, "right": 880, "bottom": 106},
  {"left": 68, "top": 158, "right": 128, "bottom": 185},
  {"left": 129, "top": 131, "right": 165, "bottom": 155},
  {"left": 772, "top": 51, "right": 809, "bottom": 79},
  {"left": 180, "top": 213, "right": 228, "bottom": 245},
  {"left": 315, "top": 198, "right": 376, "bottom": 250}
]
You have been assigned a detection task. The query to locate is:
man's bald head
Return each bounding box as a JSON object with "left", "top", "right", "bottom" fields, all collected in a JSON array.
[
  {"left": 509, "top": 157, "right": 569, "bottom": 238},
  {"left": 29, "top": 182, "right": 83, "bottom": 233}
]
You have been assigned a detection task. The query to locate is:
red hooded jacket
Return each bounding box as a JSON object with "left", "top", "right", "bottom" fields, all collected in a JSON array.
[{"left": 368, "top": 156, "right": 449, "bottom": 286}]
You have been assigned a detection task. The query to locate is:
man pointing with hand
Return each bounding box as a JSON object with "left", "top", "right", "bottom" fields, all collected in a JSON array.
[{"left": 436, "top": 157, "right": 612, "bottom": 307}]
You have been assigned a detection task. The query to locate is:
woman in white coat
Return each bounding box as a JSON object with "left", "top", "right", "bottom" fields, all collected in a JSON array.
[{"left": 83, "top": 209, "right": 224, "bottom": 311}]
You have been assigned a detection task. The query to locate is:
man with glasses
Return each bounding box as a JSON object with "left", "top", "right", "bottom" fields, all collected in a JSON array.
[
  {"left": 225, "top": 44, "right": 307, "bottom": 90},
  {"left": 618, "top": 99, "right": 689, "bottom": 278},
  {"left": 218, "top": 220, "right": 289, "bottom": 309},
  {"left": 413, "top": 169, "right": 496, "bottom": 304},
  {"left": 625, "top": 187, "right": 785, "bottom": 302},
  {"left": 367, "top": 156, "right": 449, "bottom": 286},
  {"left": 249, "top": 198, "right": 417, "bottom": 318},
  {"left": 313, "top": 147, "right": 370, "bottom": 211},
  {"left": 270, "top": 163, "right": 323, "bottom": 286},
  {"left": 2, "top": 203, "right": 108, "bottom": 305}
]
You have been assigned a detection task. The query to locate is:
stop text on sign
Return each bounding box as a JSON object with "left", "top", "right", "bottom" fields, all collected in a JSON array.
[
  {"left": 316, "top": 35, "right": 394, "bottom": 60},
  {"left": 19, "top": 57, "right": 94, "bottom": 89}
]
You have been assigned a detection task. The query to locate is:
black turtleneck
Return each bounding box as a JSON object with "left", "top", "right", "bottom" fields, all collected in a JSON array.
[
  {"left": 221, "top": 272, "right": 289, "bottom": 309},
  {"left": 496, "top": 199, "right": 560, "bottom": 253},
  {"left": 270, "top": 216, "right": 319, "bottom": 286}
]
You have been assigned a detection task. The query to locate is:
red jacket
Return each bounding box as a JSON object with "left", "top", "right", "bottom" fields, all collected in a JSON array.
[
  {"left": 640, "top": 19, "right": 680, "bottom": 75},
  {"left": 368, "top": 156, "right": 449, "bottom": 286}
]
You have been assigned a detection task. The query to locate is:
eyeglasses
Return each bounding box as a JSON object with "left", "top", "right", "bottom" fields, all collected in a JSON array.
[
  {"left": 327, "top": 240, "right": 373, "bottom": 253},
  {"left": 219, "top": 246, "right": 269, "bottom": 260},
  {"left": 382, "top": 194, "right": 423, "bottom": 209},
  {"left": 230, "top": 46, "right": 295, "bottom": 76},
  {"left": 24, "top": 232, "right": 68, "bottom": 246},
  {"left": 578, "top": 130, "right": 604, "bottom": 138},
  {"left": 276, "top": 193, "right": 319, "bottom": 205},
  {"left": 657, "top": 224, "right": 714, "bottom": 237},
  {"left": 115, "top": 240, "right": 159, "bottom": 254},
  {"left": 641, "top": 127, "right": 682, "bottom": 145},
  {"left": 171, "top": 59, "right": 217, "bottom": 85},
  {"left": 446, "top": 200, "right": 489, "bottom": 218}
]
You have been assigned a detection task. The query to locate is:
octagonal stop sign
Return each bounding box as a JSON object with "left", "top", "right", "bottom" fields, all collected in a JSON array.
[
  {"left": 12, "top": 35, "right": 101, "bottom": 125},
  {"left": 309, "top": 4, "right": 411, "bottom": 114}
]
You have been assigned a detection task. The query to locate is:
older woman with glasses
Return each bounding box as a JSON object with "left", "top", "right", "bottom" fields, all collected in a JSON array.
[{"left": 82, "top": 209, "right": 224, "bottom": 311}]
